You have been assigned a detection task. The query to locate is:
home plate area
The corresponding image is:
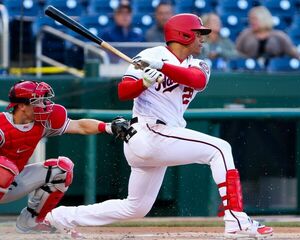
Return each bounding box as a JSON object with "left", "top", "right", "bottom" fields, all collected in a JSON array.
[{"left": 1, "top": 216, "right": 300, "bottom": 239}]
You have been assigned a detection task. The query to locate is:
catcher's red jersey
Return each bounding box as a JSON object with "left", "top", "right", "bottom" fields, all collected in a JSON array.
[
  {"left": 0, "top": 104, "right": 69, "bottom": 172},
  {"left": 0, "top": 113, "right": 43, "bottom": 171}
]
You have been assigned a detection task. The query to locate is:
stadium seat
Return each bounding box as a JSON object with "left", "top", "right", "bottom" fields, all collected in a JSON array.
[
  {"left": 291, "top": 14, "right": 300, "bottom": 27},
  {"left": 88, "top": 0, "right": 119, "bottom": 15},
  {"left": 220, "top": 13, "right": 247, "bottom": 41},
  {"left": 287, "top": 26, "right": 300, "bottom": 48},
  {"left": 45, "top": 0, "right": 83, "bottom": 16},
  {"left": 174, "top": 0, "right": 214, "bottom": 14},
  {"left": 132, "top": 0, "right": 157, "bottom": 14},
  {"left": 219, "top": 27, "right": 242, "bottom": 42},
  {"left": 267, "top": 57, "right": 300, "bottom": 72},
  {"left": 132, "top": 13, "right": 154, "bottom": 34},
  {"left": 288, "top": 15, "right": 300, "bottom": 49},
  {"left": 4, "top": 0, "right": 43, "bottom": 64},
  {"left": 80, "top": 15, "right": 112, "bottom": 37},
  {"left": 261, "top": 0, "right": 295, "bottom": 29},
  {"left": 261, "top": 0, "right": 296, "bottom": 17},
  {"left": 216, "top": 0, "right": 255, "bottom": 16},
  {"left": 174, "top": 0, "right": 195, "bottom": 13},
  {"left": 32, "top": 16, "right": 68, "bottom": 35},
  {"left": 32, "top": 16, "right": 67, "bottom": 63},
  {"left": 229, "top": 58, "right": 263, "bottom": 71},
  {"left": 272, "top": 15, "right": 291, "bottom": 30},
  {"left": 64, "top": 29, "right": 84, "bottom": 69},
  {"left": 194, "top": 0, "right": 214, "bottom": 14},
  {"left": 203, "top": 58, "right": 230, "bottom": 71},
  {"left": 3, "top": 0, "right": 42, "bottom": 18},
  {"left": 64, "top": 14, "right": 113, "bottom": 68}
]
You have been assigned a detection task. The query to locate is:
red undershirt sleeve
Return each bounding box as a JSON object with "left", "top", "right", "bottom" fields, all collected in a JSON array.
[
  {"left": 118, "top": 77, "right": 146, "bottom": 101},
  {"left": 161, "top": 63, "right": 207, "bottom": 90}
]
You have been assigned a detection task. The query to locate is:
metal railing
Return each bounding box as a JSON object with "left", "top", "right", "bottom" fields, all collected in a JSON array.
[
  {"left": 36, "top": 25, "right": 110, "bottom": 77},
  {"left": 35, "top": 27, "right": 166, "bottom": 78},
  {"left": 0, "top": 4, "right": 9, "bottom": 70}
]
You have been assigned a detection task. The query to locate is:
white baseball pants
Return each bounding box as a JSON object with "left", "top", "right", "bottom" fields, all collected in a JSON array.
[
  {"left": 0, "top": 162, "right": 49, "bottom": 203},
  {"left": 49, "top": 121, "right": 249, "bottom": 230}
]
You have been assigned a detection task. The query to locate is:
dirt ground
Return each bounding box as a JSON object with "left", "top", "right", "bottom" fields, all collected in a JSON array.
[{"left": 1, "top": 216, "right": 300, "bottom": 240}]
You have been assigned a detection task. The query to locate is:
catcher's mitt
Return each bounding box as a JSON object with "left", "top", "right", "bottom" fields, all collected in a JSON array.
[{"left": 111, "top": 117, "right": 136, "bottom": 142}]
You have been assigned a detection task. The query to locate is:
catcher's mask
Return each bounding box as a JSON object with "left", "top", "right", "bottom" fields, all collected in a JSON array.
[{"left": 7, "top": 80, "right": 55, "bottom": 123}]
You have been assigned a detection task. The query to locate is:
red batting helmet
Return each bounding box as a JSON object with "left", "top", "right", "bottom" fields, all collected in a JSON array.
[
  {"left": 164, "top": 13, "right": 211, "bottom": 45},
  {"left": 7, "top": 80, "right": 55, "bottom": 122}
]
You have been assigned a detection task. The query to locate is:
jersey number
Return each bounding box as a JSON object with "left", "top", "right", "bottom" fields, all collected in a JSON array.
[{"left": 182, "top": 87, "right": 194, "bottom": 104}]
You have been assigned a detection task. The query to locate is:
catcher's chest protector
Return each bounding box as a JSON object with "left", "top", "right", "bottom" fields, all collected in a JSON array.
[{"left": 0, "top": 113, "right": 44, "bottom": 171}]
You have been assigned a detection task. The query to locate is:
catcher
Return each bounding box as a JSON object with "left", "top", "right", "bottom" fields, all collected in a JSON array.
[{"left": 0, "top": 80, "right": 128, "bottom": 237}]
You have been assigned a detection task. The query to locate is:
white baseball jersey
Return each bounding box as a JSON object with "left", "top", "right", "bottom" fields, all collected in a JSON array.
[{"left": 124, "top": 46, "right": 211, "bottom": 127}]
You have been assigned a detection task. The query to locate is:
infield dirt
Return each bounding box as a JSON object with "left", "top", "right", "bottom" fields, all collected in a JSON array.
[{"left": 1, "top": 216, "right": 300, "bottom": 240}]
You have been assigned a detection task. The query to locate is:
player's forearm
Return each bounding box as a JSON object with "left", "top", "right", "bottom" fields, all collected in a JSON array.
[
  {"left": 66, "top": 119, "right": 108, "bottom": 135},
  {"left": 161, "top": 63, "right": 207, "bottom": 89},
  {"left": 118, "top": 78, "right": 145, "bottom": 100}
]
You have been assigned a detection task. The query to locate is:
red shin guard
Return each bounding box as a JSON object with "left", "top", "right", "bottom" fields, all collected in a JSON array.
[{"left": 218, "top": 169, "right": 243, "bottom": 216}]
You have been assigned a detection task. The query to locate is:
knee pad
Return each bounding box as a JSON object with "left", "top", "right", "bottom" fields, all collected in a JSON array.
[
  {"left": 0, "top": 156, "right": 19, "bottom": 200},
  {"left": 44, "top": 156, "right": 74, "bottom": 190},
  {"left": 218, "top": 169, "right": 243, "bottom": 216},
  {"left": 27, "top": 156, "right": 74, "bottom": 222}
]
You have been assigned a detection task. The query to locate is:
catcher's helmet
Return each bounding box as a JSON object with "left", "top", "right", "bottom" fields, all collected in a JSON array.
[
  {"left": 164, "top": 13, "right": 211, "bottom": 45},
  {"left": 7, "top": 80, "right": 55, "bottom": 122}
]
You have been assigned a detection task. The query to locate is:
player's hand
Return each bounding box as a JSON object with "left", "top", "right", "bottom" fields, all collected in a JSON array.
[
  {"left": 133, "top": 56, "right": 164, "bottom": 70},
  {"left": 142, "top": 67, "right": 164, "bottom": 88}
]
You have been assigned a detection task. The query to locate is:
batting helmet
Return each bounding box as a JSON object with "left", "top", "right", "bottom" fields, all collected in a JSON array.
[
  {"left": 164, "top": 13, "right": 211, "bottom": 45},
  {"left": 7, "top": 80, "right": 55, "bottom": 122}
]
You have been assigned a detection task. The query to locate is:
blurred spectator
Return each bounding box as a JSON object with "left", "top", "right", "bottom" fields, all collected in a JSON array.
[
  {"left": 100, "top": 2, "right": 144, "bottom": 42},
  {"left": 145, "top": 2, "right": 174, "bottom": 42},
  {"left": 236, "top": 6, "right": 300, "bottom": 67},
  {"left": 199, "top": 13, "right": 239, "bottom": 61}
]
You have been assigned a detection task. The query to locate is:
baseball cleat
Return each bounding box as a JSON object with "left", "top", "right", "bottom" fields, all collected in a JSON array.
[
  {"left": 224, "top": 220, "right": 273, "bottom": 239},
  {"left": 16, "top": 207, "right": 57, "bottom": 234},
  {"left": 16, "top": 219, "right": 57, "bottom": 234},
  {"left": 45, "top": 212, "right": 86, "bottom": 239}
]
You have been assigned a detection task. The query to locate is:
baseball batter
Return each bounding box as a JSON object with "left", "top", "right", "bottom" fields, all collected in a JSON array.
[
  {"left": 45, "top": 14, "right": 273, "bottom": 239},
  {"left": 0, "top": 80, "right": 125, "bottom": 238}
]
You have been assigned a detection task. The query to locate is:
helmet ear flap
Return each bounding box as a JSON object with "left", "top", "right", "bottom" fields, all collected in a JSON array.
[{"left": 165, "top": 28, "right": 196, "bottom": 45}]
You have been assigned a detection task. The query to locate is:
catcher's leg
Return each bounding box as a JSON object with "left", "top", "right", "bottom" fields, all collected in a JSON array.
[
  {"left": 0, "top": 156, "right": 19, "bottom": 201},
  {"left": 46, "top": 166, "right": 167, "bottom": 228},
  {"left": 16, "top": 156, "right": 74, "bottom": 233}
]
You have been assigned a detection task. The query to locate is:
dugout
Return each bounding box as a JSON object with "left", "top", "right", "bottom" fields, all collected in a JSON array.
[{"left": 0, "top": 72, "right": 299, "bottom": 217}]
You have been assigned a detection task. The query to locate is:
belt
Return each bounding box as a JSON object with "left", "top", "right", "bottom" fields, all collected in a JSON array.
[{"left": 130, "top": 117, "right": 166, "bottom": 125}]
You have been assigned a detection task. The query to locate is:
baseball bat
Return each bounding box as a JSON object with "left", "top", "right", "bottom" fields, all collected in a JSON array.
[{"left": 44, "top": 5, "right": 133, "bottom": 64}]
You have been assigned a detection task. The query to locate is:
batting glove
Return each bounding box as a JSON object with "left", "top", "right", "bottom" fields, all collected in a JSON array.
[
  {"left": 142, "top": 67, "right": 164, "bottom": 88},
  {"left": 132, "top": 56, "right": 164, "bottom": 70}
]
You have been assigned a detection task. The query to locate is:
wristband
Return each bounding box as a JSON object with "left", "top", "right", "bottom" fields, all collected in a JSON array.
[
  {"left": 98, "top": 122, "right": 106, "bottom": 133},
  {"left": 98, "top": 122, "right": 113, "bottom": 134}
]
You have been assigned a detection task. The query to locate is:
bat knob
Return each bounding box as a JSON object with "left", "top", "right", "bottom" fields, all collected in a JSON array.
[{"left": 157, "top": 73, "right": 165, "bottom": 83}]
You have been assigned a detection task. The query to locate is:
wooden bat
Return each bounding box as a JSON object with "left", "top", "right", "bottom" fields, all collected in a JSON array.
[{"left": 44, "top": 5, "right": 134, "bottom": 65}]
